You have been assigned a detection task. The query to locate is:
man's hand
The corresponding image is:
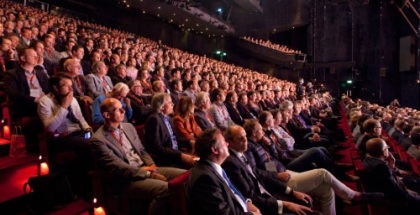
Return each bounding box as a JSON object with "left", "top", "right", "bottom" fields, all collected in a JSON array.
[
  {"left": 181, "top": 153, "right": 197, "bottom": 167},
  {"left": 150, "top": 172, "right": 167, "bottom": 181},
  {"left": 277, "top": 172, "right": 291, "bottom": 182},
  {"left": 293, "top": 190, "right": 313, "bottom": 206},
  {"left": 61, "top": 91, "right": 73, "bottom": 109},
  {"left": 142, "top": 164, "right": 158, "bottom": 172},
  {"left": 260, "top": 136, "right": 271, "bottom": 146},
  {"left": 283, "top": 201, "right": 313, "bottom": 215},
  {"left": 125, "top": 97, "right": 131, "bottom": 107},
  {"left": 246, "top": 201, "right": 261, "bottom": 215},
  {"left": 311, "top": 126, "right": 321, "bottom": 133},
  {"left": 385, "top": 152, "right": 396, "bottom": 169}
]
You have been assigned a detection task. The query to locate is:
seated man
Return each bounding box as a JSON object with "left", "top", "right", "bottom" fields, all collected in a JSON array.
[
  {"left": 144, "top": 93, "right": 196, "bottom": 168},
  {"left": 407, "top": 126, "right": 420, "bottom": 159},
  {"left": 194, "top": 92, "right": 215, "bottom": 131},
  {"left": 223, "top": 125, "right": 318, "bottom": 215},
  {"left": 363, "top": 138, "right": 420, "bottom": 212},
  {"left": 186, "top": 128, "right": 262, "bottom": 215},
  {"left": 37, "top": 72, "right": 92, "bottom": 196},
  {"left": 356, "top": 119, "right": 382, "bottom": 158},
  {"left": 89, "top": 98, "right": 185, "bottom": 215},
  {"left": 4, "top": 48, "right": 49, "bottom": 152},
  {"left": 244, "top": 119, "right": 384, "bottom": 215}
]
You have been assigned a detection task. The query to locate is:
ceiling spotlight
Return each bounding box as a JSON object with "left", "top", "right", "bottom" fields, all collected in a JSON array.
[{"left": 158, "top": 6, "right": 161, "bottom": 9}]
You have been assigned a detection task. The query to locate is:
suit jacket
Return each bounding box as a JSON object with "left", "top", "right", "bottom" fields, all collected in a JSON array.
[
  {"left": 186, "top": 159, "right": 253, "bottom": 215},
  {"left": 194, "top": 108, "right": 215, "bottom": 131},
  {"left": 72, "top": 75, "right": 89, "bottom": 98},
  {"left": 237, "top": 103, "right": 256, "bottom": 120},
  {"left": 144, "top": 112, "right": 182, "bottom": 166},
  {"left": 172, "top": 114, "right": 202, "bottom": 143},
  {"left": 3, "top": 65, "right": 49, "bottom": 119},
  {"left": 222, "top": 150, "right": 287, "bottom": 215},
  {"left": 85, "top": 74, "right": 113, "bottom": 99},
  {"left": 90, "top": 123, "right": 154, "bottom": 192},
  {"left": 225, "top": 102, "right": 245, "bottom": 126},
  {"left": 127, "top": 93, "right": 153, "bottom": 125},
  {"left": 363, "top": 156, "right": 420, "bottom": 203}
]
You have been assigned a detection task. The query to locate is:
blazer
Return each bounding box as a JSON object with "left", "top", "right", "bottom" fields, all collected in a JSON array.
[
  {"left": 363, "top": 156, "right": 420, "bottom": 203},
  {"left": 194, "top": 108, "right": 215, "bottom": 131},
  {"left": 186, "top": 159, "right": 253, "bottom": 215},
  {"left": 144, "top": 112, "right": 182, "bottom": 166},
  {"left": 225, "top": 102, "right": 245, "bottom": 126},
  {"left": 222, "top": 150, "right": 287, "bottom": 215},
  {"left": 172, "top": 114, "right": 202, "bottom": 143},
  {"left": 3, "top": 65, "right": 49, "bottom": 119},
  {"left": 237, "top": 103, "right": 256, "bottom": 120},
  {"left": 89, "top": 123, "right": 154, "bottom": 192},
  {"left": 85, "top": 73, "right": 113, "bottom": 99},
  {"left": 72, "top": 74, "right": 89, "bottom": 98}
]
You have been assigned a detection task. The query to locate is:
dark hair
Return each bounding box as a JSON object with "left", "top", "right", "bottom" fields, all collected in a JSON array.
[
  {"left": 210, "top": 88, "right": 223, "bottom": 103},
  {"left": 71, "top": 45, "right": 84, "bottom": 53},
  {"left": 195, "top": 128, "right": 222, "bottom": 159},
  {"left": 411, "top": 132, "right": 420, "bottom": 146},
  {"left": 170, "top": 79, "right": 182, "bottom": 91},
  {"left": 225, "top": 91, "right": 236, "bottom": 103},
  {"left": 49, "top": 72, "right": 73, "bottom": 92},
  {"left": 258, "top": 111, "right": 271, "bottom": 126}
]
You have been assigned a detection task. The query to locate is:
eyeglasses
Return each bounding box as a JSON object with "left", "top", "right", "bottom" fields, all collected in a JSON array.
[
  {"left": 111, "top": 107, "right": 125, "bottom": 113},
  {"left": 375, "top": 126, "right": 382, "bottom": 129}
]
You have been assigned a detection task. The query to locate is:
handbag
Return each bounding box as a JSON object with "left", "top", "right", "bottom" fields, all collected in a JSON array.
[{"left": 9, "top": 126, "right": 26, "bottom": 158}]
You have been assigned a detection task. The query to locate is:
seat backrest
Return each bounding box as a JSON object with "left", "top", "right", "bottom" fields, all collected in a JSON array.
[
  {"left": 168, "top": 170, "right": 191, "bottom": 215},
  {"left": 409, "top": 157, "right": 420, "bottom": 176}
]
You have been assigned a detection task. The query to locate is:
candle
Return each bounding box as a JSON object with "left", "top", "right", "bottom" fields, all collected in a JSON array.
[
  {"left": 40, "top": 162, "right": 49, "bottom": 175},
  {"left": 93, "top": 206, "right": 106, "bottom": 215},
  {"left": 3, "top": 125, "right": 10, "bottom": 139}
]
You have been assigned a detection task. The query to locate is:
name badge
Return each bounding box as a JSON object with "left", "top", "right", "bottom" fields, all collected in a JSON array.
[
  {"left": 30, "top": 88, "right": 41, "bottom": 98},
  {"left": 265, "top": 161, "right": 277, "bottom": 172}
]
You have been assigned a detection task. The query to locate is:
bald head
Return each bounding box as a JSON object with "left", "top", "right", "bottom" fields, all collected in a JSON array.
[
  {"left": 100, "top": 98, "right": 120, "bottom": 114},
  {"left": 366, "top": 138, "right": 388, "bottom": 158},
  {"left": 224, "top": 125, "right": 248, "bottom": 153}
]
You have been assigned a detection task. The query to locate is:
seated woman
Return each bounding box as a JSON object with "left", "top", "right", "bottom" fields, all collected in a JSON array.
[
  {"left": 91, "top": 82, "right": 133, "bottom": 125},
  {"left": 172, "top": 96, "right": 202, "bottom": 154}
]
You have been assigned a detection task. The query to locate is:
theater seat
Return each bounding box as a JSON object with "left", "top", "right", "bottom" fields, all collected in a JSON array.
[{"left": 168, "top": 170, "right": 190, "bottom": 215}]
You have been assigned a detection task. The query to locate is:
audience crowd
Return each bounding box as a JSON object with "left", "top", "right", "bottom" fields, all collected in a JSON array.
[
  {"left": 241, "top": 36, "right": 303, "bottom": 54},
  {"left": 4, "top": 0, "right": 420, "bottom": 214}
]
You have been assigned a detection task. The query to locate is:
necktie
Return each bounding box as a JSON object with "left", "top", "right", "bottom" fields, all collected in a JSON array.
[
  {"left": 221, "top": 169, "right": 246, "bottom": 204},
  {"left": 67, "top": 105, "right": 83, "bottom": 129},
  {"left": 163, "top": 116, "right": 178, "bottom": 150}
]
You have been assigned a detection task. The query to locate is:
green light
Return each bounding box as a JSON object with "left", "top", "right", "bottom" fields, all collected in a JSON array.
[
  {"left": 223, "top": 53, "right": 226, "bottom": 56},
  {"left": 346, "top": 80, "right": 352, "bottom": 84}
]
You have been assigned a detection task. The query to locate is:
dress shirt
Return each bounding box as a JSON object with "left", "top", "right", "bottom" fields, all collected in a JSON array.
[
  {"left": 107, "top": 125, "right": 144, "bottom": 167},
  {"left": 160, "top": 113, "right": 178, "bottom": 150},
  {"left": 37, "top": 93, "right": 90, "bottom": 134}
]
